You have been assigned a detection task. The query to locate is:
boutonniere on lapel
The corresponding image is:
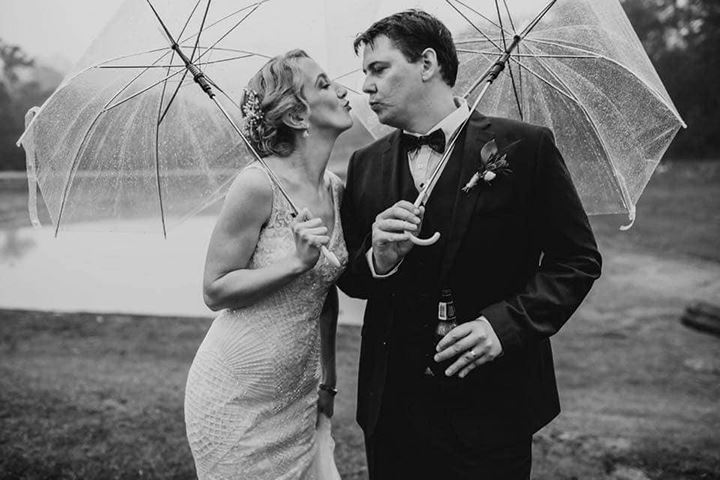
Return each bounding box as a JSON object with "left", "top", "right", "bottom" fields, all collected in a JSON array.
[{"left": 461, "top": 138, "right": 522, "bottom": 193}]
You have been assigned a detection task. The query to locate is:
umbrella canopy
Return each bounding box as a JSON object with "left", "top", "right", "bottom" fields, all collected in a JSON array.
[
  {"left": 18, "top": 0, "right": 376, "bottom": 235},
  {"left": 344, "top": 0, "right": 686, "bottom": 224}
]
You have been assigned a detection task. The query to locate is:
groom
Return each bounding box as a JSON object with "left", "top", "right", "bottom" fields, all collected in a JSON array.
[{"left": 338, "top": 9, "right": 602, "bottom": 480}]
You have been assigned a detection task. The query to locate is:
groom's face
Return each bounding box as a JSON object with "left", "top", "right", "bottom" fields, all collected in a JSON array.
[{"left": 361, "top": 35, "right": 424, "bottom": 130}]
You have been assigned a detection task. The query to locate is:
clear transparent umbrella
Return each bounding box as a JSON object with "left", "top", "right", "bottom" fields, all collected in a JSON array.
[
  {"left": 343, "top": 0, "right": 686, "bottom": 228},
  {"left": 18, "top": 0, "right": 375, "bottom": 254}
]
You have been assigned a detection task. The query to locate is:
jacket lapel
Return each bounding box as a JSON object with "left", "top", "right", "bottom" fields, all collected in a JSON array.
[{"left": 438, "top": 111, "right": 494, "bottom": 284}]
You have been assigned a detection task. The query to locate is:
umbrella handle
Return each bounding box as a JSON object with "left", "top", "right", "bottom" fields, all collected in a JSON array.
[
  {"left": 321, "top": 246, "right": 342, "bottom": 268},
  {"left": 407, "top": 231, "right": 441, "bottom": 246},
  {"left": 405, "top": 185, "right": 441, "bottom": 247}
]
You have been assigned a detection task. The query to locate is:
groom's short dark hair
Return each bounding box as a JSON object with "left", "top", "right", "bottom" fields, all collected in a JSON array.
[{"left": 353, "top": 10, "right": 459, "bottom": 87}]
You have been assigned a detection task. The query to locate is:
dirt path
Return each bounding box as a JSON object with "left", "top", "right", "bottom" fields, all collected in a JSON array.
[{"left": 533, "top": 247, "right": 720, "bottom": 479}]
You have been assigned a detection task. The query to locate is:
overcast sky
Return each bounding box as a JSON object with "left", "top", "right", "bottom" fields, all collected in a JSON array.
[{"left": 0, "top": 0, "right": 124, "bottom": 65}]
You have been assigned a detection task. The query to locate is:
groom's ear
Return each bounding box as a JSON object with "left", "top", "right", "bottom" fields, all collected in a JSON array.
[
  {"left": 281, "top": 110, "right": 308, "bottom": 131},
  {"left": 420, "top": 48, "right": 439, "bottom": 82}
]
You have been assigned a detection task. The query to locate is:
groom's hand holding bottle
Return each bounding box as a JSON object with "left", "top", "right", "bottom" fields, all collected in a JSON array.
[
  {"left": 434, "top": 317, "right": 503, "bottom": 378},
  {"left": 371, "top": 200, "right": 424, "bottom": 275}
]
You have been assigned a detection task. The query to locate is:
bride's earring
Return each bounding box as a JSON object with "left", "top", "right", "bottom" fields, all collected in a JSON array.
[{"left": 302, "top": 126, "right": 310, "bottom": 138}]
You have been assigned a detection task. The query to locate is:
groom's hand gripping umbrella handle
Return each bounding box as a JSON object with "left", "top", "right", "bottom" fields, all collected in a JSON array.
[{"left": 406, "top": 189, "right": 441, "bottom": 247}]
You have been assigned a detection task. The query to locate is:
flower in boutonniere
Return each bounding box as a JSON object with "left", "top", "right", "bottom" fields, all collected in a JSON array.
[{"left": 461, "top": 138, "right": 521, "bottom": 193}]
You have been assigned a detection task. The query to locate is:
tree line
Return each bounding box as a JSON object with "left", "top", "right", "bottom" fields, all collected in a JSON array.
[
  {"left": 0, "top": 0, "right": 717, "bottom": 171},
  {"left": 621, "top": 0, "right": 719, "bottom": 159}
]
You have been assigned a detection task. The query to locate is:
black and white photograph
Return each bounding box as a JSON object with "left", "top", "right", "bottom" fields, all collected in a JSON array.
[{"left": 0, "top": 0, "right": 718, "bottom": 478}]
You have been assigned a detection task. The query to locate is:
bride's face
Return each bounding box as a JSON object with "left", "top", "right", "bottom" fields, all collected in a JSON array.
[{"left": 298, "top": 57, "right": 353, "bottom": 134}]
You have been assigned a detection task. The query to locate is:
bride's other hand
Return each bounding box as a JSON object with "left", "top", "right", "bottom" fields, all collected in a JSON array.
[
  {"left": 292, "top": 208, "right": 330, "bottom": 271},
  {"left": 317, "top": 389, "right": 335, "bottom": 421}
]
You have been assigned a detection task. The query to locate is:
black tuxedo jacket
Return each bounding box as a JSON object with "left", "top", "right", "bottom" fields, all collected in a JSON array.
[{"left": 338, "top": 111, "right": 602, "bottom": 443}]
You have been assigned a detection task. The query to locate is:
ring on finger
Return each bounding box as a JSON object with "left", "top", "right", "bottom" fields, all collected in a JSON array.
[{"left": 468, "top": 348, "right": 477, "bottom": 359}]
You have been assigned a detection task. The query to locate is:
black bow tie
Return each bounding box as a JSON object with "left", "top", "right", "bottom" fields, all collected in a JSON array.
[{"left": 402, "top": 129, "right": 446, "bottom": 154}]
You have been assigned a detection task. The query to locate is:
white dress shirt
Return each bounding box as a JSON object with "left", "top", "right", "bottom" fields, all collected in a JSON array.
[{"left": 367, "top": 97, "right": 471, "bottom": 277}]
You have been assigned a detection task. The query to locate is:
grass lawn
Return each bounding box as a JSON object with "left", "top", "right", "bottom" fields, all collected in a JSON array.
[
  {"left": 0, "top": 311, "right": 367, "bottom": 480},
  {"left": 1, "top": 303, "right": 718, "bottom": 479},
  {"left": 1, "top": 160, "right": 719, "bottom": 479}
]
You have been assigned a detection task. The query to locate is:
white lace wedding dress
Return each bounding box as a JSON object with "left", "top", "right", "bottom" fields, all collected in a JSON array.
[{"left": 184, "top": 167, "right": 347, "bottom": 480}]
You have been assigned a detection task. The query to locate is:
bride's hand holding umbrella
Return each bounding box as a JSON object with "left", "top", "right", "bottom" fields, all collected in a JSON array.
[{"left": 291, "top": 208, "right": 332, "bottom": 271}]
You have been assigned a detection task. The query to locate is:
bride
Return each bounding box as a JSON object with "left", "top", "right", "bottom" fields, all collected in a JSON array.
[{"left": 184, "top": 49, "right": 351, "bottom": 479}]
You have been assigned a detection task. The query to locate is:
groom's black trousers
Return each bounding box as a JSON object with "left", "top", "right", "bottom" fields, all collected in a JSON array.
[{"left": 364, "top": 370, "right": 532, "bottom": 480}]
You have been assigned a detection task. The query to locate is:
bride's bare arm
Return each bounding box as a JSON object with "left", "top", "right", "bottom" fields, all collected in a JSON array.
[{"left": 203, "top": 169, "right": 328, "bottom": 311}]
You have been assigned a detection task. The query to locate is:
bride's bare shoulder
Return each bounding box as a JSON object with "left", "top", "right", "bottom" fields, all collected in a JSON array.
[{"left": 220, "top": 165, "right": 274, "bottom": 226}]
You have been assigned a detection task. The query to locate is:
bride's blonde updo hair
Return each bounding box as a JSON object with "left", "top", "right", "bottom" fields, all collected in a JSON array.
[{"left": 240, "top": 49, "right": 310, "bottom": 158}]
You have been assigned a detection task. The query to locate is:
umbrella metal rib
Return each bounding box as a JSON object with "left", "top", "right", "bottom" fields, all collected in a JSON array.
[
  {"left": 190, "top": 0, "right": 213, "bottom": 62},
  {"left": 449, "top": 0, "right": 514, "bottom": 42},
  {"left": 98, "top": 53, "right": 258, "bottom": 71},
  {"left": 157, "top": 66, "right": 192, "bottom": 124},
  {"left": 146, "top": 0, "right": 212, "bottom": 236},
  {"left": 186, "top": 3, "right": 265, "bottom": 67},
  {"left": 500, "top": 0, "right": 517, "bottom": 33},
  {"left": 177, "top": 1, "right": 269, "bottom": 50},
  {"left": 457, "top": 47, "right": 601, "bottom": 60},
  {"left": 104, "top": 68, "right": 187, "bottom": 112},
  {"left": 156, "top": 0, "right": 209, "bottom": 129},
  {"left": 446, "top": 1, "right": 506, "bottom": 53},
  {"left": 157, "top": 0, "right": 219, "bottom": 130},
  {"left": 494, "top": 0, "right": 524, "bottom": 120}
]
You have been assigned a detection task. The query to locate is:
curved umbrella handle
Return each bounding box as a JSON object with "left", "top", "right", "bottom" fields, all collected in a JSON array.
[
  {"left": 321, "top": 246, "right": 342, "bottom": 268},
  {"left": 407, "top": 231, "right": 441, "bottom": 246},
  {"left": 406, "top": 183, "right": 441, "bottom": 246}
]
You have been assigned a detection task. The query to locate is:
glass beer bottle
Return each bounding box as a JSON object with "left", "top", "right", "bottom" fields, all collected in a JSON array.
[{"left": 428, "top": 288, "right": 458, "bottom": 377}]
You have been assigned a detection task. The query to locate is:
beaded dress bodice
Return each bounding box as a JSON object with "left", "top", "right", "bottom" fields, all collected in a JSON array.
[{"left": 184, "top": 167, "right": 347, "bottom": 480}]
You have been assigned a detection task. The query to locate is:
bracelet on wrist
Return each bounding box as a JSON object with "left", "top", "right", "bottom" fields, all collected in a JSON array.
[{"left": 318, "top": 383, "right": 338, "bottom": 396}]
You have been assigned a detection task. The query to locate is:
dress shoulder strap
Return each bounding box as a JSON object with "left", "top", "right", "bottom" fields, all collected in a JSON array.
[{"left": 325, "top": 169, "right": 345, "bottom": 212}]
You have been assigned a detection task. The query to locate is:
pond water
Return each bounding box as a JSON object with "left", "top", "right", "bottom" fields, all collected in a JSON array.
[{"left": 0, "top": 217, "right": 365, "bottom": 325}]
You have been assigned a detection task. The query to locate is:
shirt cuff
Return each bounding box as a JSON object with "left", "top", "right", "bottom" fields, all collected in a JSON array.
[{"left": 366, "top": 248, "right": 402, "bottom": 278}]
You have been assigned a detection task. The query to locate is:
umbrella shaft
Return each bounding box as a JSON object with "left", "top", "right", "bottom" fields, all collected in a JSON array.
[
  {"left": 210, "top": 97, "right": 341, "bottom": 267},
  {"left": 487, "top": 35, "right": 521, "bottom": 82},
  {"left": 211, "top": 97, "right": 300, "bottom": 212},
  {"left": 171, "top": 44, "right": 215, "bottom": 99},
  {"left": 463, "top": 34, "right": 521, "bottom": 99},
  {"left": 415, "top": 82, "right": 492, "bottom": 207}
]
